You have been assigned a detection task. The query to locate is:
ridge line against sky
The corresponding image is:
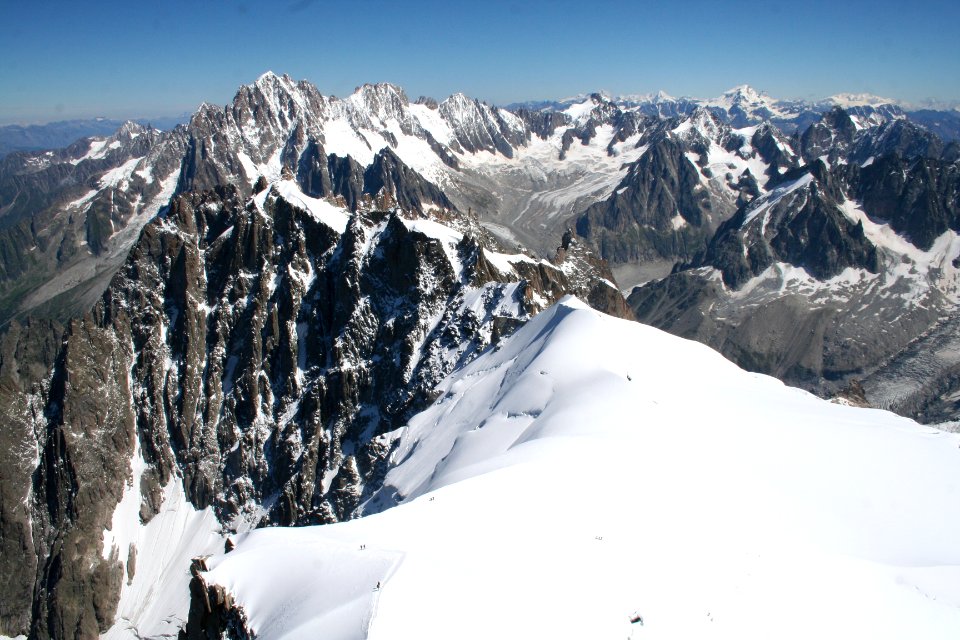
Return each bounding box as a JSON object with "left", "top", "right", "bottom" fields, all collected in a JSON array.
[{"left": 1, "top": 0, "right": 958, "bottom": 125}]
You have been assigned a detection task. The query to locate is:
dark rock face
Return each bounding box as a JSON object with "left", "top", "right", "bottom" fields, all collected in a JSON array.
[
  {"left": 512, "top": 108, "right": 570, "bottom": 140},
  {"left": 363, "top": 148, "right": 454, "bottom": 213},
  {"left": 751, "top": 123, "right": 800, "bottom": 179},
  {"left": 629, "top": 131, "right": 960, "bottom": 416},
  {"left": 572, "top": 138, "right": 713, "bottom": 264},
  {"left": 6, "top": 178, "right": 627, "bottom": 637},
  {"left": 560, "top": 106, "right": 805, "bottom": 278},
  {"left": 0, "top": 319, "right": 62, "bottom": 636},
  {"left": 848, "top": 118, "right": 944, "bottom": 164},
  {"left": 295, "top": 139, "right": 334, "bottom": 198},
  {"left": 849, "top": 155, "right": 960, "bottom": 250},
  {"left": 631, "top": 97, "right": 700, "bottom": 121},
  {"left": 703, "top": 168, "right": 879, "bottom": 289},
  {"left": 943, "top": 141, "right": 960, "bottom": 163},
  {"left": 296, "top": 144, "right": 452, "bottom": 215},
  {"left": 184, "top": 557, "right": 252, "bottom": 640},
  {"left": 569, "top": 105, "right": 958, "bottom": 284},
  {"left": 907, "top": 109, "right": 960, "bottom": 144},
  {"left": 797, "top": 107, "right": 858, "bottom": 165},
  {"left": 325, "top": 154, "right": 366, "bottom": 210},
  {"left": 31, "top": 310, "right": 137, "bottom": 639},
  {"left": 0, "top": 123, "right": 183, "bottom": 325},
  {"left": 550, "top": 229, "right": 635, "bottom": 321}
]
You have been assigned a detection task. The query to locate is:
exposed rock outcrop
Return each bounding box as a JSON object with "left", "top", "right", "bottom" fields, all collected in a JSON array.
[{"left": 9, "top": 176, "right": 628, "bottom": 637}]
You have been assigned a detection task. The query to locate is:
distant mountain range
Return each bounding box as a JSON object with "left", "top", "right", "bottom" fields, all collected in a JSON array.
[
  {"left": 5, "top": 85, "right": 959, "bottom": 161},
  {"left": 0, "top": 114, "right": 191, "bottom": 157},
  {"left": 510, "top": 84, "right": 960, "bottom": 141}
]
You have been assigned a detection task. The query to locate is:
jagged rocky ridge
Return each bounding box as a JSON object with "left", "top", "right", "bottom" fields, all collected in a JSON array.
[
  {"left": 630, "top": 108, "right": 960, "bottom": 416},
  {"left": 0, "top": 75, "right": 535, "bottom": 327},
  {"left": 8, "top": 75, "right": 947, "bottom": 334},
  {"left": 564, "top": 104, "right": 805, "bottom": 284},
  {"left": 514, "top": 85, "right": 960, "bottom": 140},
  {"left": 4, "top": 169, "right": 627, "bottom": 638},
  {"left": 0, "top": 116, "right": 190, "bottom": 159},
  {"left": 4, "top": 74, "right": 956, "bottom": 333},
  {"left": 0, "top": 122, "right": 183, "bottom": 325}
]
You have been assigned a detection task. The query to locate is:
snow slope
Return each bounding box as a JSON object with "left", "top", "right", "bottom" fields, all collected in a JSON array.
[
  {"left": 99, "top": 382, "right": 225, "bottom": 639},
  {"left": 199, "top": 298, "right": 960, "bottom": 638},
  {"left": 101, "top": 479, "right": 223, "bottom": 640},
  {"left": 197, "top": 300, "right": 960, "bottom": 639}
]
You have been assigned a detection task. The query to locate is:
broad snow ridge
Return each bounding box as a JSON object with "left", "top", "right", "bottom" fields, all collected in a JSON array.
[{"left": 194, "top": 298, "right": 960, "bottom": 639}]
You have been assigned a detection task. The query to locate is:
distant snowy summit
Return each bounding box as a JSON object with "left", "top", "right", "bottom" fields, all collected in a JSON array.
[
  {"left": 508, "top": 84, "right": 960, "bottom": 130},
  {"left": 515, "top": 84, "right": 921, "bottom": 112}
]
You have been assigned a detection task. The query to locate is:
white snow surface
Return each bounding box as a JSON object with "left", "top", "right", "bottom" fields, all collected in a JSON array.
[
  {"left": 200, "top": 298, "right": 960, "bottom": 640},
  {"left": 273, "top": 178, "right": 351, "bottom": 234},
  {"left": 702, "top": 85, "right": 790, "bottom": 119},
  {"left": 562, "top": 96, "right": 600, "bottom": 124},
  {"left": 837, "top": 198, "right": 960, "bottom": 304},
  {"left": 69, "top": 138, "right": 109, "bottom": 164},
  {"left": 98, "top": 156, "right": 144, "bottom": 189},
  {"left": 101, "top": 433, "right": 224, "bottom": 640},
  {"left": 741, "top": 173, "right": 814, "bottom": 229}
]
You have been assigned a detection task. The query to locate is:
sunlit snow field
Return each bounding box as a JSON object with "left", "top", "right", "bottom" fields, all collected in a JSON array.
[{"left": 202, "top": 298, "right": 960, "bottom": 639}]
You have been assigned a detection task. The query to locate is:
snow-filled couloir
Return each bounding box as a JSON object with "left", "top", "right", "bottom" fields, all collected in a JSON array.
[{"left": 191, "top": 297, "right": 960, "bottom": 639}]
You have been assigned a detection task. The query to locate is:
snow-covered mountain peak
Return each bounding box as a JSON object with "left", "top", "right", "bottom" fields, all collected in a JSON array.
[
  {"left": 114, "top": 120, "right": 150, "bottom": 138},
  {"left": 244, "top": 71, "right": 310, "bottom": 111},
  {"left": 346, "top": 82, "right": 415, "bottom": 128},
  {"left": 613, "top": 90, "right": 676, "bottom": 106},
  {"left": 254, "top": 69, "right": 282, "bottom": 84},
  {"left": 556, "top": 92, "right": 593, "bottom": 105},
  {"left": 243, "top": 70, "right": 313, "bottom": 112},
  {"left": 350, "top": 82, "right": 411, "bottom": 108},
  {"left": 192, "top": 101, "right": 221, "bottom": 120},
  {"left": 651, "top": 89, "right": 675, "bottom": 103},
  {"left": 704, "top": 85, "right": 787, "bottom": 124},
  {"left": 442, "top": 91, "right": 477, "bottom": 109},
  {"left": 672, "top": 105, "right": 725, "bottom": 142},
  {"left": 437, "top": 92, "right": 527, "bottom": 157},
  {"left": 714, "top": 84, "right": 767, "bottom": 106},
  {"left": 724, "top": 83, "right": 763, "bottom": 98},
  {"left": 439, "top": 92, "right": 488, "bottom": 126},
  {"left": 561, "top": 93, "right": 610, "bottom": 124}
]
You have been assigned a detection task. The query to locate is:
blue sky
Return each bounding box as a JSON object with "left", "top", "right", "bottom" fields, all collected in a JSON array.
[{"left": 1, "top": 0, "right": 958, "bottom": 124}]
